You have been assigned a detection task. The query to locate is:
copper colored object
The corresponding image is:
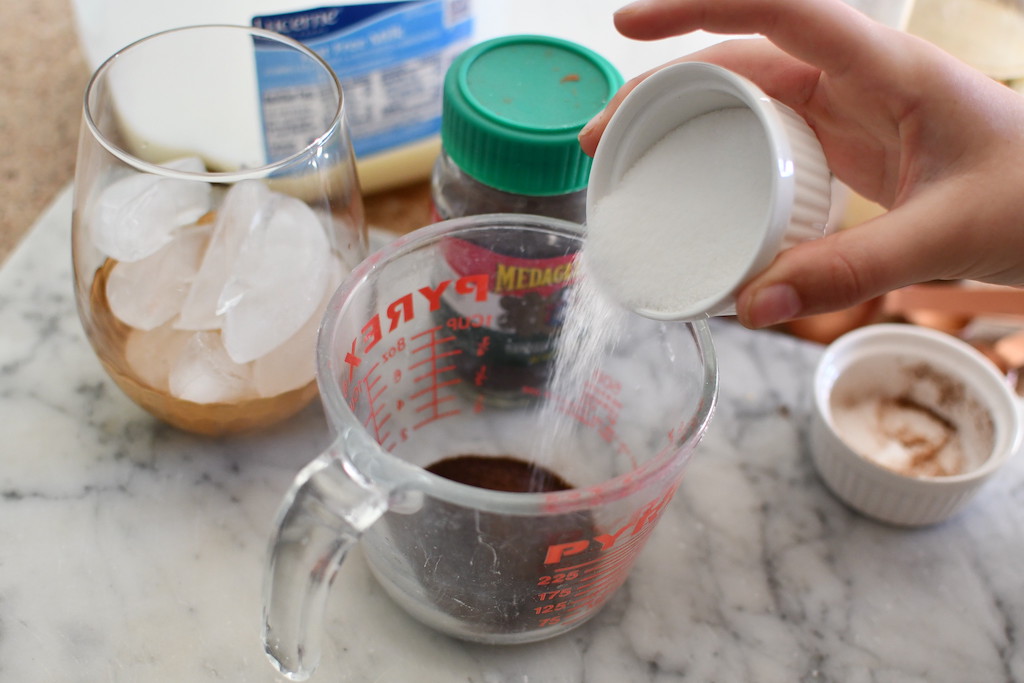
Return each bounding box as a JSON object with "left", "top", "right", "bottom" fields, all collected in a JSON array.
[
  {"left": 87, "top": 260, "right": 319, "bottom": 437},
  {"left": 783, "top": 297, "right": 884, "bottom": 345},
  {"left": 901, "top": 309, "right": 972, "bottom": 336},
  {"left": 995, "top": 330, "right": 1024, "bottom": 368},
  {"left": 784, "top": 283, "right": 1024, "bottom": 394},
  {"left": 970, "top": 340, "right": 1013, "bottom": 373},
  {"left": 883, "top": 282, "right": 1024, "bottom": 319},
  {"left": 885, "top": 284, "right": 1024, "bottom": 387},
  {"left": 995, "top": 331, "right": 1024, "bottom": 397}
]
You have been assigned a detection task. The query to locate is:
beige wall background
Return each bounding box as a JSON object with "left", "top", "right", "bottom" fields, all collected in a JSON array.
[{"left": 0, "top": 0, "right": 89, "bottom": 266}]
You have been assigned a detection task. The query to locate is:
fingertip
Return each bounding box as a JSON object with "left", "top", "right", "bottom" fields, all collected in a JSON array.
[
  {"left": 578, "top": 114, "right": 605, "bottom": 157},
  {"left": 613, "top": 0, "right": 654, "bottom": 20},
  {"left": 735, "top": 215, "right": 917, "bottom": 329},
  {"left": 737, "top": 282, "right": 802, "bottom": 329}
]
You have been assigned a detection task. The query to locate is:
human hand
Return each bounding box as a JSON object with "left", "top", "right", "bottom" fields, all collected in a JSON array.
[{"left": 579, "top": 0, "right": 1024, "bottom": 329}]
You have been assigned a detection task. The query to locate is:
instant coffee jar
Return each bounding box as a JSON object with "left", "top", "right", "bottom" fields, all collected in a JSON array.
[{"left": 430, "top": 34, "right": 623, "bottom": 402}]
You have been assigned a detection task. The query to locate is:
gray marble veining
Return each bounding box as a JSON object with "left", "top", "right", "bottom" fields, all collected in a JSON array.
[{"left": 1, "top": 187, "right": 1022, "bottom": 682}]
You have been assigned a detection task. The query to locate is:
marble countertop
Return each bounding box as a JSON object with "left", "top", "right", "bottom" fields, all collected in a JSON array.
[{"left": 2, "top": 186, "right": 1023, "bottom": 683}]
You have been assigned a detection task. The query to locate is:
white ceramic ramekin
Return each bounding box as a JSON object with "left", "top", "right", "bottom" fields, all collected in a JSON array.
[
  {"left": 810, "top": 324, "right": 1023, "bottom": 526},
  {"left": 585, "top": 61, "right": 832, "bottom": 320}
]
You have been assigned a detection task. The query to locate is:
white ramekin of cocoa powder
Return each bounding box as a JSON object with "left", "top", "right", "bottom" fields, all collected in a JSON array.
[{"left": 810, "top": 323, "right": 1023, "bottom": 526}]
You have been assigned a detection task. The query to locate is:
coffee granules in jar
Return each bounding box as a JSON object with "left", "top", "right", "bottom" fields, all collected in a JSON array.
[{"left": 431, "top": 35, "right": 622, "bottom": 403}]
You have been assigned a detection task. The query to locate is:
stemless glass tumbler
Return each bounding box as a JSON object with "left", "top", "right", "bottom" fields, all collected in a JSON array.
[{"left": 72, "top": 25, "right": 366, "bottom": 436}]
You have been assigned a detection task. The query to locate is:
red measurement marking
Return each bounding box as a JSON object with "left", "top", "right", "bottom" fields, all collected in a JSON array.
[
  {"left": 546, "top": 534, "right": 636, "bottom": 570},
  {"left": 365, "top": 372, "right": 385, "bottom": 403},
  {"left": 552, "top": 557, "right": 603, "bottom": 573},
  {"left": 474, "top": 366, "right": 487, "bottom": 387},
  {"left": 413, "top": 393, "right": 459, "bottom": 422},
  {"left": 405, "top": 326, "right": 462, "bottom": 430},
  {"left": 590, "top": 528, "right": 652, "bottom": 564},
  {"left": 570, "top": 576, "right": 631, "bottom": 610},
  {"left": 343, "top": 336, "right": 362, "bottom": 368},
  {"left": 572, "top": 565, "right": 632, "bottom": 599},
  {"left": 543, "top": 484, "right": 675, "bottom": 559},
  {"left": 545, "top": 530, "right": 660, "bottom": 627},
  {"left": 535, "top": 570, "right": 581, "bottom": 586},
  {"left": 411, "top": 361, "right": 458, "bottom": 378},
  {"left": 530, "top": 489, "right": 677, "bottom": 632},
  {"left": 476, "top": 337, "right": 490, "bottom": 357},
  {"left": 585, "top": 376, "right": 623, "bottom": 408},
  {"left": 581, "top": 545, "right": 644, "bottom": 579},
  {"left": 341, "top": 339, "right": 361, "bottom": 399},
  {"left": 352, "top": 360, "right": 394, "bottom": 445}
]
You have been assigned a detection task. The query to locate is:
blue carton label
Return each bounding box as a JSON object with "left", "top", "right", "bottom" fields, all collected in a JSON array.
[{"left": 252, "top": 1, "right": 474, "bottom": 159}]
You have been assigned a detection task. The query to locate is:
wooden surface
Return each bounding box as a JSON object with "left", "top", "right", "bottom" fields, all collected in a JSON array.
[{"left": 0, "top": 0, "right": 90, "bottom": 267}]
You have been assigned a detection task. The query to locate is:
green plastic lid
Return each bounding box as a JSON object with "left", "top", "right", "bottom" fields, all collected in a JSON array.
[{"left": 442, "top": 34, "right": 624, "bottom": 196}]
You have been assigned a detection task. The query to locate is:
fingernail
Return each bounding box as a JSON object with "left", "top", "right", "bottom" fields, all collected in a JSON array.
[
  {"left": 746, "top": 284, "right": 802, "bottom": 328},
  {"left": 615, "top": 0, "right": 653, "bottom": 16},
  {"left": 578, "top": 116, "right": 599, "bottom": 141}
]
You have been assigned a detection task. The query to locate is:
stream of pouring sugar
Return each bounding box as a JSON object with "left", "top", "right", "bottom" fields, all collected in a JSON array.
[{"left": 528, "top": 263, "right": 629, "bottom": 492}]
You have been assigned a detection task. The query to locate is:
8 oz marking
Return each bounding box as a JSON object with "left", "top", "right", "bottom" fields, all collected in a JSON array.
[{"left": 381, "top": 337, "right": 406, "bottom": 362}]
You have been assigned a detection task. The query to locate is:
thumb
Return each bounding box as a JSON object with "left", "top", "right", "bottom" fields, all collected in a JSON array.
[{"left": 735, "top": 202, "right": 955, "bottom": 328}]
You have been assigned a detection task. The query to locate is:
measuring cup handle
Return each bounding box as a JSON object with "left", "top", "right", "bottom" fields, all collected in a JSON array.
[{"left": 262, "top": 446, "right": 390, "bottom": 681}]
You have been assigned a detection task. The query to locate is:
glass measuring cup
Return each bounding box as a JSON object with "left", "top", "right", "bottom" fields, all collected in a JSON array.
[{"left": 262, "top": 214, "right": 718, "bottom": 680}]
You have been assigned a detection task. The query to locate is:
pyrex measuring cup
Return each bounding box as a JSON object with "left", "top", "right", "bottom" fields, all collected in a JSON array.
[{"left": 262, "top": 214, "right": 718, "bottom": 680}]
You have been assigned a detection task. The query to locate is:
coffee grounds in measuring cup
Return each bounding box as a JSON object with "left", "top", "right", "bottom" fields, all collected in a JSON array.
[
  {"left": 375, "top": 455, "right": 597, "bottom": 636},
  {"left": 426, "top": 454, "right": 573, "bottom": 493}
]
